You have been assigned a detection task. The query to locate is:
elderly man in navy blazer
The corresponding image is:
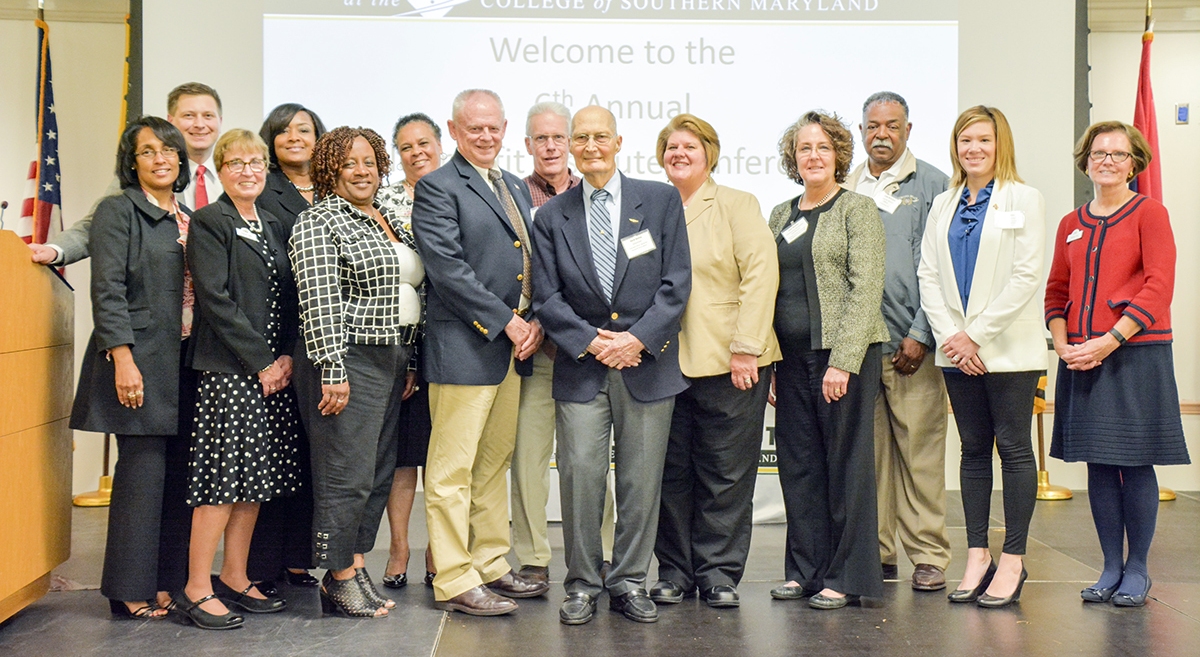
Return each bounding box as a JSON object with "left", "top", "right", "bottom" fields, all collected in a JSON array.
[
  {"left": 532, "top": 105, "right": 692, "bottom": 625},
  {"left": 411, "top": 89, "right": 549, "bottom": 616}
]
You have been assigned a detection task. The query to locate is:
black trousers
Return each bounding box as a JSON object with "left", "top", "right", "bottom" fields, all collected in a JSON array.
[
  {"left": 101, "top": 362, "right": 195, "bottom": 602},
  {"left": 294, "top": 343, "right": 408, "bottom": 570},
  {"left": 943, "top": 370, "right": 1040, "bottom": 555},
  {"left": 775, "top": 345, "right": 883, "bottom": 598},
  {"left": 655, "top": 367, "right": 770, "bottom": 590},
  {"left": 247, "top": 431, "right": 315, "bottom": 580}
]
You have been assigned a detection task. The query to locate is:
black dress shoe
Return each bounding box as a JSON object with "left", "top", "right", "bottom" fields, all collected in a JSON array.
[
  {"left": 284, "top": 570, "right": 320, "bottom": 587},
  {"left": 170, "top": 590, "right": 244, "bottom": 630},
  {"left": 212, "top": 576, "right": 286, "bottom": 614},
  {"left": 424, "top": 571, "right": 436, "bottom": 588},
  {"left": 770, "top": 584, "right": 816, "bottom": 600},
  {"left": 649, "top": 579, "right": 687, "bottom": 604},
  {"left": 559, "top": 592, "right": 598, "bottom": 625},
  {"left": 977, "top": 568, "right": 1028, "bottom": 608},
  {"left": 948, "top": 561, "right": 997, "bottom": 603},
  {"left": 609, "top": 589, "right": 658, "bottom": 623},
  {"left": 255, "top": 580, "right": 279, "bottom": 597},
  {"left": 485, "top": 570, "right": 550, "bottom": 598},
  {"left": 881, "top": 563, "right": 899, "bottom": 580},
  {"left": 701, "top": 585, "right": 740, "bottom": 608},
  {"left": 382, "top": 572, "right": 408, "bottom": 589}
]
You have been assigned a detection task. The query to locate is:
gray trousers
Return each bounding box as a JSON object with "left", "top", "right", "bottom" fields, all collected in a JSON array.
[
  {"left": 556, "top": 368, "right": 675, "bottom": 597},
  {"left": 294, "top": 343, "right": 409, "bottom": 570}
]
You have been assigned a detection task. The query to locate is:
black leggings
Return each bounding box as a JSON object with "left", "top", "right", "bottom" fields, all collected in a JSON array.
[{"left": 943, "top": 370, "right": 1039, "bottom": 555}]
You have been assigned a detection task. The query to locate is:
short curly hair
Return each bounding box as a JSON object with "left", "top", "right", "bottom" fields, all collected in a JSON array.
[
  {"left": 1073, "top": 120, "right": 1152, "bottom": 179},
  {"left": 778, "top": 111, "right": 854, "bottom": 185},
  {"left": 310, "top": 126, "right": 390, "bottom": 201}
]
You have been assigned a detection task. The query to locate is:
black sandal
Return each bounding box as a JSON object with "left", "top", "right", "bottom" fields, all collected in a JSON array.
[
  {"left": 170, "top": 590, "right": 245, "bottom": 630},
  {"left": 355, "top": 568, "right": 395, "bottom": 609},
  {"left": 321, "top": 571, "right": 386, "bottom": 618},
  {"left": 108, "top": 598, "right": 163, "bottom": 620}
]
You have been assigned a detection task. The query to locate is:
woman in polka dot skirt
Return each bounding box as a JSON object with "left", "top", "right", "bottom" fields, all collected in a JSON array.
[{"left": 174, "top": 129, "right": 302, "bottom": 629}]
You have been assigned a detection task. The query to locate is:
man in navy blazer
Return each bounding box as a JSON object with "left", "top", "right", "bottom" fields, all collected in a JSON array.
[
  {"left": 411, "top": 89, "right": 548, "bottom": 616},
  {"left": 531, "top": 106, "right": 691, "bottom": 625}
]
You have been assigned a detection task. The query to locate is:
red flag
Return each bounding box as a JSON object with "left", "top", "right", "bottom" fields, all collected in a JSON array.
[
  {"left": 17, "top": 19, "right": 63, "bottom": 245},
  {"left": 1131, "top": 27, "right": 1162, "bottom": 202}
]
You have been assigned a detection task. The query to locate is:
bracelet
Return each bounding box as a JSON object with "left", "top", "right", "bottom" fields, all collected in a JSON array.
[
  {"left": 1108, "top": 328, "right": 1127, "bottom": 345},
  {"left": 259, "top": 363, "right": 274, "bottom": 373}
]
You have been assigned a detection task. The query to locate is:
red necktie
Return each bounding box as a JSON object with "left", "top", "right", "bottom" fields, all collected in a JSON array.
[{"left": 194, "top": 164, "right": 208, "bottom": 209}]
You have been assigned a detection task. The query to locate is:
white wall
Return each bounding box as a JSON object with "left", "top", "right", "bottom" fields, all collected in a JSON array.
[{"left": 0, "top": 18, "right": 126, "bottom": 496}]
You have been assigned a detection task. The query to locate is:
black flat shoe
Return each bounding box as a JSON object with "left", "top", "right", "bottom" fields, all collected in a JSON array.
[
  {"left": 948, "top": 561, "right": 997, "bottom": 603},
  {"left": 424, "top": 571, "right": 436, "bottom": 588},
  {"left": 1081, "top": 583, "right": 1119, "bottom": 603},
  {"left": 321, "top": 571, "right": 386, "bottom": 618},
  {"left": 212, "top": 576, "right": 286, "bottom": 614},
  {"left": 977, "top": 568, "right": 1028, "bottom": 608},
  {"left": 809, "top": 593, "right": 856, "bottom": 610},
  {"left": 170, "top": 590, "right": 244, "bottom": 630},
  {"left": 770, "top": 584, "right": 817, "bottom": 600},
  {"left": 1112, "top": 577, "right": 1152, "bottom": 607},
  {"left": 108, "top": 598, "right": 162, "bottom": 620},
  {"left": 255, "top": 580, "right": 279, "bottom": 597},
  {"left": 355, "top": 568, "right": 395, "bottom": 609},
  {"left": 284, "top": 570, "right": 320, "bottom": 587},
  {"left": 701, "top": 585, "right": 740, "bottom": 608},
  {"left": 382, "top": 572, "right": 408, "bottom": 589}
]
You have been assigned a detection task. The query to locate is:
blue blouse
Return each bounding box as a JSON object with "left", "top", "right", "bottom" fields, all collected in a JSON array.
[{"left": 948, "top": 180, "right": 993, "bottom": 310}]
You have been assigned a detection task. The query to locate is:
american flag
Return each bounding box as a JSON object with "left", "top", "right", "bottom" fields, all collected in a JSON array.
[{"left": 18, "top": 19, "right": 62, "bottom": 245}]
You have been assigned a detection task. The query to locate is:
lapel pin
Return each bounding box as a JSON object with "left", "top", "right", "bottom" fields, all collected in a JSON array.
[{"left": 629, "top": 218, "right": 639, "bottom": 223}]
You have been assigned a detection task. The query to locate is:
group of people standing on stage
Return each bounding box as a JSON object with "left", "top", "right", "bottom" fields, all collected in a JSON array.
[{"left": 36, "top": 80, "right": 1188, "bottom": 628}]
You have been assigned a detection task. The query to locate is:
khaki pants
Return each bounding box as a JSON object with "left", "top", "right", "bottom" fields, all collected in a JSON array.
[
  {"left": 425, "top": 360, "right": 521, "bottom": 601},
  {"left": 510, "top": 349, "right": 615, "bottom": 568},
  {"left": 874, "top": 353, "right": 952, "bottom": 570}
]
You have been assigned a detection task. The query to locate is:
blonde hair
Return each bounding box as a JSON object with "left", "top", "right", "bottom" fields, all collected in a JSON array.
[
  {"left": 656, "top": 114, "right": 720, "bottom": 173},
  {"left": 949, "top": 106, "right": 1022, "bottom": 187},
  {"left": 213, "top": 129, "right": 269, "bottom": 170},
  {"left": 1073, "top": 121, "right": 1152, "bottom": 178}
]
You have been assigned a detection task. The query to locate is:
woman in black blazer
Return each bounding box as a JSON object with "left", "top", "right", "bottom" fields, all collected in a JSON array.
[
  {"left": 69, "top": 116, "right": 194, "bottom": 620},
  {"left": 245, "top": 103, "right": 327, "bottom": 594}
]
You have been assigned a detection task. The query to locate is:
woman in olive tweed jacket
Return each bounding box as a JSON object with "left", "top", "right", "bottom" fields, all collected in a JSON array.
[{"left": 767, "top": 111, "right": 889, "bottom": 609}]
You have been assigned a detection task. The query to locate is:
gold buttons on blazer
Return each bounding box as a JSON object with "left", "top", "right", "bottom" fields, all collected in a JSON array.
[
  {"left": 517, "top": 274, "right": 524, "bottom": 281},
  {"left": 661, "top": 339, "right": 671, "bottom": 353},
  {"left": 472, "top": 320, "right": 489, "bottom": 336},
  {"left": 611, "top": 312, "right": 619, "bottom": 320},
  {"left": 514, "top": 240, "right": 522, "bottom": 248}
]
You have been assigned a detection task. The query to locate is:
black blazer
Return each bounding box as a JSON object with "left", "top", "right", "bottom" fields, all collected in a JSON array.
[
  {"left": 411, "top": 151, "right": 536, "bottom": 385},
  {"left": 70, "top": 187, "right": 190, "bottom": 436},
  {"left": 186, "top": 194, "right": 298, "bottom": 376},
  {"left": 532, "top": 174, "right": 692, "bottom": 404},
  {"left": 255, "top": 168, "right": 309, "bottom": 234}
]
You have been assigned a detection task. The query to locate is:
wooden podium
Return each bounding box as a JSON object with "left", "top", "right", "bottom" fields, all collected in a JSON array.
[{"left": 0, "top": 230, "right": 74, "bottom": 624}]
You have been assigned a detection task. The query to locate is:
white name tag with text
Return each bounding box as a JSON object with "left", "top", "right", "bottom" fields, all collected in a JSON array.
[
  {"left": 875, "top": 192, "right": 901, "bottom": 214},
  {"left": 621, "top": 229, "right": 657, "bottom": 259},
  {"left": 781, "top": 218, "right": 809, "bottom": 244},
  {"left": 235, "top": 226, "right": 260, "bottom": 242},
  {"left": 1066, "top": 228, "right": 1083, "bottom": 243},
  {"left": 993, "top": 210, "right": 1025, "bottom": 230}
]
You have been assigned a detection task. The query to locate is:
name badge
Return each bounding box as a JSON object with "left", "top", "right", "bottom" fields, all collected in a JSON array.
[
  {"left": 781, "top": 218, "right": 809, "bottom": 244},
  {"left": 235, "top": 226, "right": 260, "bottom": 242},
  {"left": 621, "top": 229, "right": 657, "bottom": 259},
  {"left": 1066, "top": 228, "right": 1083, "bottom": 243},
  {"left": 993, "top": 210, "right": 1025, "bottom": 229},
  {"left": 875, "top": 192, "right": 902, "bottom": 214}
]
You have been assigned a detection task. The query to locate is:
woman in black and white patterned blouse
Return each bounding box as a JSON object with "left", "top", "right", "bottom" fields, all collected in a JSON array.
[{"left": 288, "top": 126, "right": 424, "bottom": 618}]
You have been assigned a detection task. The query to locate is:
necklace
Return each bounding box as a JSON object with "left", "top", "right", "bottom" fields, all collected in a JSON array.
[
  {"left": 801, "top": 186, "right": 837, "bottom": 210},
  {"left": 291, "top": 181, "right": 315, "bottom": 193}
]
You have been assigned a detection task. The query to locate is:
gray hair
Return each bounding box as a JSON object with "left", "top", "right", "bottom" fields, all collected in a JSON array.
[
  {"left": 525, "top": 101, "right": 571, "bottom": 136},
  {"left": 452, "top": 89, "right": 504, "bottom": 122},
  {"left": 862, "top": 91, "right": 909, "bottom": 121}
]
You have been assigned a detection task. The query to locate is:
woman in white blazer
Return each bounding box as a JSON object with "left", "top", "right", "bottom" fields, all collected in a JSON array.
[{"left": 917, "top": 106, "right": 1046, "bottom": 608}]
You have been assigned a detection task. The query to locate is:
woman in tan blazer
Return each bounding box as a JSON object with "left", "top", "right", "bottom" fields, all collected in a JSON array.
[
  {"left": 648, "top": 114, "right": 780, "bottom": 609},
  {"left": 917, "top": 106, "right": 1046, "bottom": 608}
]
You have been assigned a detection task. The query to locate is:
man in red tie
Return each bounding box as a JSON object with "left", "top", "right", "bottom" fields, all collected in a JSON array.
[{"left": 166, "top": 82, "right": 223, "bottom": 210}]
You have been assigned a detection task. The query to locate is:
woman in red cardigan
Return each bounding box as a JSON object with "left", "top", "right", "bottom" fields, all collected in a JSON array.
[{"left": 1046, "top": 121, "right": 1189, "bottom": 608}]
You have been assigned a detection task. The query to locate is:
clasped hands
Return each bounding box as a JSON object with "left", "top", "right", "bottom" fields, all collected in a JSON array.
[
  {"left": 1055, "top": 334, "right": 1119, "bottom": 371},
  {"left": 941, "top": 331, "right": 986, "bottom": 375},
  {"left": 504, "top": 314, "right": 544, "bottom": 360},
  {"left": 257, "top": 355, "right": 294, "bottom": 396},
  {"left": 588, "top": 329, "right": 644, "bottom": 369}
]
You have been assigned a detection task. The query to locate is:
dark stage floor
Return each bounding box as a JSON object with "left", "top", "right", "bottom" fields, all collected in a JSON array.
[{"left": 3, "top": 490, "right": 1199, "bottom": 657}]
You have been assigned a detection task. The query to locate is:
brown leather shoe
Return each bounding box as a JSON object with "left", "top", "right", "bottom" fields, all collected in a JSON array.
[
  {"left": 912, "top": 564, "right": 947, "bottom": 591},
  {"left": 518, "top": 565, "right": 550, "bottom": 586},
  {"left": 434, "top": 585, "right": 518, "bottom": 616},
  {"left": 485, "top": 571, "right": 550, "bottom": 599}
]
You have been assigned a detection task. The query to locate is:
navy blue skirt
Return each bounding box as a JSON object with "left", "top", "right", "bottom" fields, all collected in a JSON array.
[{"left": 1051, "top": 343, "right": 1190, "bottom": 466}]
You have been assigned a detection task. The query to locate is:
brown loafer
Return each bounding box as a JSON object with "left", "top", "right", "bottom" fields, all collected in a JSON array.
[
  {"left": 518, "top": 565, "right": 550, "bottom": 586},
  {"left": 485, "top": 570, "right": 550, "bottom": 599},
  {"left": 434, "top": 585, "right": 518, "bottom": 616},
  {"left": 912, "top": 564, "right": 947, "bottom": 591}
]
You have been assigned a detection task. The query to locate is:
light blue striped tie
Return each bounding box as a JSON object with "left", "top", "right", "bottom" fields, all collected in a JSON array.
[{"left": 589, "top": 188, "right": 616, "bottom": 302}]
